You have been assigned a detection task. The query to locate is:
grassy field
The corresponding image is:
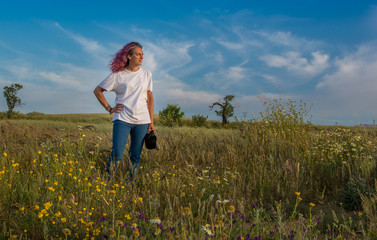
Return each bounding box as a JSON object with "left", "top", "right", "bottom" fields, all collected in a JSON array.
[{"left": 1, "top": 109, "right": 377, "bottom": 239}]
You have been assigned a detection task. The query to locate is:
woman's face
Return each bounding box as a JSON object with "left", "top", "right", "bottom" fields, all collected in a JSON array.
[{"left": 128, "top": 47, "right": 143, "bottom": 67}]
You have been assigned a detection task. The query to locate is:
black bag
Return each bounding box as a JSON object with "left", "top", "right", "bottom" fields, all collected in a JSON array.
[{"left": 144, "top": 131, "right": 158, "bottom": 149}]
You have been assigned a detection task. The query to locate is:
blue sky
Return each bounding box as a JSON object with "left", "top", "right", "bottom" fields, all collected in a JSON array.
[{"left": 1, "top": 1, "right": 377, "bottom": 125}]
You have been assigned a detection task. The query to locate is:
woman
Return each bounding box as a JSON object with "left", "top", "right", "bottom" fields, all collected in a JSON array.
[{"left": 93, "top": 42, "right": 155, "bottom": 181}]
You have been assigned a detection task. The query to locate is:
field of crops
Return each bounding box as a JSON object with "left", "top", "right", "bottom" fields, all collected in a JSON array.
[{"left": 1, "top": 109, "right": 377, "bottom": 239}]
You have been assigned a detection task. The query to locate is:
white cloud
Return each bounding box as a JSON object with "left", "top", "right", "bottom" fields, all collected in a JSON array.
[
  {"left": 54, "top": 22, "right": 109, "bottom": 59},
  {"left": 314, "top": 42, "right": 377, "bottom": 118},
  {"left": 143, "top": 40, "right": 194, "bottom": 73},
  {"left": 261, "top": 51, "right": 330, "bottom": 76},
  {"left": 215, "top": 39, "right": 245, "bottom": 50},
  {"left": 160, "top": 88, "right": 221, "bottom": 106},
  {"left": 204, "top": 59, "right": 252, "bottom": 89},
  {"left": 39, "top": 63, "right": 107, "bottom": 92}
]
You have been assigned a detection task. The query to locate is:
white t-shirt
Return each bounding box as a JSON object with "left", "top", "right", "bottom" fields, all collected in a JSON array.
[{"left": 99, "top": 68, "right": 153, "bottom": 124}]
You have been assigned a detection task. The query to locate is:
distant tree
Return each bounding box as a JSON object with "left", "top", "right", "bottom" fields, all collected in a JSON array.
[
  {"left": 159, "top": 104, "right": 184, "bottom": 127},
  {"left": 209, "top": 95, "right": 235, "bottom": 125},
  {"left": 3, "top": 83, "right": 23, "bottom": 118}
]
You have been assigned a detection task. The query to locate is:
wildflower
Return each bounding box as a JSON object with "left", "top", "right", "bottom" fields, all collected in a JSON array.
[
  {"left": 310, "top": 203, "right": 315, "bottom": 207},
  {"left": 125, "top": 214, "right": 131, "bottom": 220},
  {"left": 116, "top": 220, "right": 123, "bottom": 227},
  {"left": 227, "top": 205, "right": 236, "bottom": 213},
  {"left": 3, "top": 152, "right": 7, "bottom": 157},
  {"left": 109, "top": 228, "right": 116, "bottom": 238},
  {"left": 215, "top": 220, "right": 224, "bottom": 228},
  {"left": 150, "top": 217, "right": 161, "bottom": 224},
  {"left": 295, "top": 192, "right": 301, "bottom": 196},
  {"left": 201, "top": 224, "right": 213, "bottom": 237},
  {"left": 19, "top": 207, "right": 25, "bottom": 211},
  {"left": 216, "top": 199, "right": 230, "bottom": 205},
  {"left": 98, "top": 216, "right": 106, "bottom": 222},
  {"left": 162, "top": 220, "right": 172, "bottom": 227},
  {"left": 61, "top": 218, "right": 67, "bottom": 223},
  {"left": 38, "top": 212, "right": 44, "bottom": 218},
  {"left": 163, "top": 232, "right": 173, "bottom": 239},
  {"left": 154, "top": 228, "right": 162, "bottom": 235},
  {"left": 133, "top": 229, "right": 140, "bottom": 237},
  {"left": 183, "top": 207, "right": 191, "bottom": 216},
  {"left": 138, "top": 197, "right": 143, "bottom": 202},
  {"left": 38, "top": 151, "right": 42, "bottom": 155},
  {"left": 44, "top": 202, "right": 52, "bottom": 210},
  {"left": 358, "top": 212, "right": 363, "bottom": 216},
  {"left": 62, "top": 228, "right": 71, "bottom": 236}
]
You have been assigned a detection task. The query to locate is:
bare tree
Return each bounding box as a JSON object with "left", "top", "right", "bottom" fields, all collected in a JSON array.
[{"left": 209, "top": 95, "right": 235, "bottom": 125}]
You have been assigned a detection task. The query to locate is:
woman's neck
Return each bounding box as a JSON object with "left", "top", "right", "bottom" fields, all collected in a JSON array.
[{"left": 126, "top": 65, "right": 139, "bottom": 72}]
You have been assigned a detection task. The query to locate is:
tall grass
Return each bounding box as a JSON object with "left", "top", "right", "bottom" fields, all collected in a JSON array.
[{"left": 0, "top": 99, "right": 377, "bottom": 239}]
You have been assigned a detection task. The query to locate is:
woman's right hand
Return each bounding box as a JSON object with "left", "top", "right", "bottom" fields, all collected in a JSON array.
[{"left": 110, "top": 104, "right": 124, "bottom": 114}]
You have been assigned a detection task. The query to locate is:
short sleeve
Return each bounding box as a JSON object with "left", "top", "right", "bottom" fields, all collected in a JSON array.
[
  {"left": 147, "top": 71, "right": 153, "bottom": 92},
  {"left": 98, "top": 73, "right": 117, "bottom": 91}
]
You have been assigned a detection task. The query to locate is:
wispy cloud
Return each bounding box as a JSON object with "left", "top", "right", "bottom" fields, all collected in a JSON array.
[
  {"left": 261, "top": 51, "right": 330, "bottom": 76},
  {"left": 54, "top": 22, "right": 109, "bottom": 59}
]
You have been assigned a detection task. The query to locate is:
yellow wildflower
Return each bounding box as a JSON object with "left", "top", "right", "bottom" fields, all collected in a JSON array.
[
  {"left": 62, "top": 228, "right": 71, "bottom": 236},
  {"left": 44, "top": 202, "right": 52, "bottom": 210},
  {"left": 154, "top": 228, "right": 162, "bottom": 235},
  {"left": 150, "top": 217, "right": 161, "bottom": 224},
  {"left": 227, "top": 205, "right": 236, "bottom": 213}
]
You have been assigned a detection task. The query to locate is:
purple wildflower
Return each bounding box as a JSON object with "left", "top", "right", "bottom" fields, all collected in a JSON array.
[{"left": 98, "top": 216, "right": 106, "bottom": 223}]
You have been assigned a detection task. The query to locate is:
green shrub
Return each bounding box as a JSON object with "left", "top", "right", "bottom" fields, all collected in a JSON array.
[
  {"left": 191, "top": 114, "right": 208, "bottom": 127},
  {"left": 343, "top": 178, "right": 370, "bottom": 210},
  {"left": 158, "top": 104, "right": 184, "bottom": 127}
]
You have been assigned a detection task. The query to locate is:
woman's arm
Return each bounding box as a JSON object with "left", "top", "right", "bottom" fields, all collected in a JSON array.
[
  {"left": 147, "top": 90, "right": 155, "bottom": 132},
  {"left": 93, "top": 86, "right": 123, "bottom": 113}
]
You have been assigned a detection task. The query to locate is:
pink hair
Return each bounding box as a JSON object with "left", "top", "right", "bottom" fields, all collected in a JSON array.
[{"left": 109, "top": 42, "right": 142, "bottom": 73}]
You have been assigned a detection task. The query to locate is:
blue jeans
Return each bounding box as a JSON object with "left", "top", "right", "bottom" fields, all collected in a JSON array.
[{"left": 106, "top": 120, "right": 149, "bottom": 181}]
